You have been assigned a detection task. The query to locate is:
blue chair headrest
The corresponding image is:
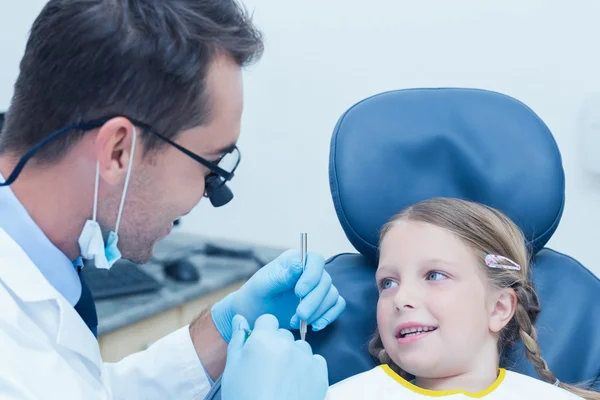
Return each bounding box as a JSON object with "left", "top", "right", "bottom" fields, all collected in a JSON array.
[{"left": 329, "top": 88, "right": 565, "bottom": 262}]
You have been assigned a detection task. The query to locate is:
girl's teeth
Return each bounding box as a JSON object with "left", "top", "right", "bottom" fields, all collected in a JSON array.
[{"left": 400, "top": 327, "right": 437, "bottom": 337}]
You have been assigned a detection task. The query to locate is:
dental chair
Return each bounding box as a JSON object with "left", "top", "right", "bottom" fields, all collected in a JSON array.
[
  {"left": 311, "top": 87, "right": 600, "bottom": 389},
  {"left": 205, "top": 88, "right": 600, "bottom": 399}
]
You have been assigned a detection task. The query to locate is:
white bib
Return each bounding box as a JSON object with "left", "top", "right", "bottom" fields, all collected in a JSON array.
[{"left": 326, "top": 365, "right": 583, "bottom": 399}]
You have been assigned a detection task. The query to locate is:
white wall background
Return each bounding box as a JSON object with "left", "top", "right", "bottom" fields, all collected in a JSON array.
[{"left": 1, "top": 1, "right": 599, "bottom": 277}]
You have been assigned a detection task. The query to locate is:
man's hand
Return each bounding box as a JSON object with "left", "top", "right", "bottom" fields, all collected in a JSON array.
[
  {"left": 211, "top": 249, "right": 346, "bottom": 342},
  {"left": 221, "top": 314, "right": 328, "bottom": 400}
]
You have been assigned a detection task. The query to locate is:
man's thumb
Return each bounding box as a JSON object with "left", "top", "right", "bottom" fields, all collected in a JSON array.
[
  {"left": 227, "top": 314, "right": 250, "bottom": 356},
  {"left": 273, "top": 249, "right": 303, "bottom": 289}
]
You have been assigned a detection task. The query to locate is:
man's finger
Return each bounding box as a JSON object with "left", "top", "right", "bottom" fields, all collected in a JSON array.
[
  {"left": 270, "top": 250, "right": 303, "bottom": 292},
  {"left": 294, "top": 252, "right": 325, "bottom": 298},
  {"left": 314, "top": 354, "right": 329, "bottom": 381},
  {"left": 228, "top": 314, "right": 250, "bottom": 355},
  {"left": 311, "top": 296, "right": 347, "bottom": 331},
  {"left": 294, "top": 339, "right": 313, "bottom": 354},
  {"left": 295, "top": 270, "right": 332, "bottom": 320},
  {"left": 304, "top": 285, "right": 340, "bottom": 324},
  {"left": 277, "top": 328, "right": 295, "bottom": 341},
  {"left": 253, "top": 314, "right": 280, "bottom": 331}
]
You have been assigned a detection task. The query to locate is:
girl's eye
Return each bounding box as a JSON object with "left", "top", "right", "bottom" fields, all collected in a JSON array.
[
  {"left": 381, "top": 279, "right": 398, "bottom": 290},
  {"left": 426, "top": 271, "right": 448, "bottom": 281}
]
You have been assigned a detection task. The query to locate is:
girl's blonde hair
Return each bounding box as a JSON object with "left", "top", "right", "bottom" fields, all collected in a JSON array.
[{"left": 369, "top": 197, "right": 599, "bottom": 400}]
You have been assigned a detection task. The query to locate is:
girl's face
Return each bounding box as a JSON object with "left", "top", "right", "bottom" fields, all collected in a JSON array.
[{"left": 376, "top": 220, "right": 506, "bottom": 381}]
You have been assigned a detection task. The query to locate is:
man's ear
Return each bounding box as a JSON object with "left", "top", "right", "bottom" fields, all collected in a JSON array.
[
  {"left": 488, "top": 288, "right": 517, "bottom": 333},
  {"left": 94, "top": 117, "right": 136, "bottom": 185}
]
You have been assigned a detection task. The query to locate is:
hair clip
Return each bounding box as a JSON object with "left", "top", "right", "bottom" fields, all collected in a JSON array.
[{"left": 485, "top": 254, "right": 521, "bottom": 271}]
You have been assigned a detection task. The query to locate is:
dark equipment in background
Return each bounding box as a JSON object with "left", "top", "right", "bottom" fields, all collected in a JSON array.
[
  {"left": 82, "top": 259, "right": 162, "bottom": 300},
  {"left": 82, "top": 238, "right": 263, "bottom": 300},
  {"left": 163, "top": 258, "right": 200, "bottom": 283}
]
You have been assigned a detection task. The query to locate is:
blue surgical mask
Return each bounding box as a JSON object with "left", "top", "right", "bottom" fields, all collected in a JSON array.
[{"left": 78, "top": 127, "right": 137, "bottom": 269}]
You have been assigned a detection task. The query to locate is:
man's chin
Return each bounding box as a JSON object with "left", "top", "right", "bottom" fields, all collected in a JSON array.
[
  {"left": 120, "top": 245, "right": 156, "bottom": 265},
  {"left": 119, "top": 226, "right": 174, "bottom": 264}
]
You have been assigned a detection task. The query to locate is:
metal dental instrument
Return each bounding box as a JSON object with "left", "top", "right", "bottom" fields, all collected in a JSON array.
[{"left": 300, "top": 232, "right": 308, "bottom": 341}]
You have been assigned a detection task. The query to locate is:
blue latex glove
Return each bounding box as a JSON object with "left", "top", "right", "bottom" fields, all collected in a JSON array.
[
  {"left": 222, "top": 314, "right": 328, "bottom": 400},
  {"left": 211, "top": 249, "right": 346, "bottom": 342}
]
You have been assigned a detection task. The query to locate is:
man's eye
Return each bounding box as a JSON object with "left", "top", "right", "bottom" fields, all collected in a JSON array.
[{"left": 213, "top": 153, "right": 228, "bottom": 164}]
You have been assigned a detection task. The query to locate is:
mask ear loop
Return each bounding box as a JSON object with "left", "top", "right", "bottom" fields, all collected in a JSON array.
[
  {"left": 114, "top": 126, "right": 137, "bottom": 235},
  {"left": 93, "top": 162, "right": 100, "bottom": 222}
]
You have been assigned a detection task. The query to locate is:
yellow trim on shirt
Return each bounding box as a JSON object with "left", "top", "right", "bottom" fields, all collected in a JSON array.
[{"left": 380, "top": 365, "right": 506, "bottom": 398}]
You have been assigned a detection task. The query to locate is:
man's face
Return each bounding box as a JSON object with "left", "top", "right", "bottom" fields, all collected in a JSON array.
[{"left": 104, "top": 53, "right": 244, "bottom": 263}]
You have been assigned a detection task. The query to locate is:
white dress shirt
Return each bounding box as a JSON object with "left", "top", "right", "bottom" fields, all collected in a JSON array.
[{"left": 0, "top": 172, "right": 82, "bottom": 304}]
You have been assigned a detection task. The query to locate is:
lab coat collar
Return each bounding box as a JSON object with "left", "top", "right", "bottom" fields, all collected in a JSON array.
[{"left": 0, "top": 228, "right": 102, "bottom": 368}]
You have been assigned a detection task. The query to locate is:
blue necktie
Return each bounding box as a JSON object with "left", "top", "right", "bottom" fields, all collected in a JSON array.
[{"left": 74, "top": 266, "right": 98, "bottom": 337}]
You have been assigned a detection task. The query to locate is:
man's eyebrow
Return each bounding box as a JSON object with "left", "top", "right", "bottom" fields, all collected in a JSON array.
[{"left": 207, "top": 142, "right": 237, "bottom": 157}]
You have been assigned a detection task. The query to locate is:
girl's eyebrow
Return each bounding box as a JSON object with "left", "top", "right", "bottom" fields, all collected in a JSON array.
[
  {"left": 375, "top": 266, "right": 396, "bottom": 279},
  {"left": 376, "top": 259, "right": 456, "bottom": 277},
  {"left": 378, "top": 259, "right": 454, "bottom": 269},
  {"left": 376, "top": 265, "right": 396, "bottom": 273},
  {"left": 422, "top": 258, "right": 456, "bottom": 267}
]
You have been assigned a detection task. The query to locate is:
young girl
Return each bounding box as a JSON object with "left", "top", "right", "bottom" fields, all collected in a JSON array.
[{"left": 326, "top": 197, "right": 599, "bottom": 399}]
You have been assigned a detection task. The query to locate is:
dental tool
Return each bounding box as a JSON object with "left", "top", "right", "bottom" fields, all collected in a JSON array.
[{"left": 300, "top": 232, "right": 307, "bottom": 341}]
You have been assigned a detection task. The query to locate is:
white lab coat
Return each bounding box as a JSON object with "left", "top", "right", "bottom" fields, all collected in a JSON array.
[{"left": 0, "top": 228, "right": 211, "bottom": 399}]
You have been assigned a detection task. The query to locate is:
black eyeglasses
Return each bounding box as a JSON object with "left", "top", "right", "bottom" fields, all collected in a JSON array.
[
  {"left": 126, "top": 118, "right": 241, "bottom": 207},
  {"left": 0, "top": 116, "right": 241, "bottom": 207}
]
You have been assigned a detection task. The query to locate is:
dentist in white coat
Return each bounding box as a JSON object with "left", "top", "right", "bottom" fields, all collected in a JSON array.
[{"left": 0, "top": 1, "right": 345, "bottom": 399}]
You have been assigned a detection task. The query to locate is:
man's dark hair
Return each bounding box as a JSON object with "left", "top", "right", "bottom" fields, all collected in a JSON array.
[{"left": 0, "top": 0, "right": 263, "bottom": 163}]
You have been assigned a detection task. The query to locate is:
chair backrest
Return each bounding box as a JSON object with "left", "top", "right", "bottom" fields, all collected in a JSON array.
[
  {"left": 308, "top": 88, "right": 600, "bottom": 389},
  {"left": 205, "top": 88, "right": 600, "bottom": 399}
]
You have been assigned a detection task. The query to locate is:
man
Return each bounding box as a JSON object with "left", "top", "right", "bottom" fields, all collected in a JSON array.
[{"left": 0, "top": 1, "right": 345, "bottom": 399}]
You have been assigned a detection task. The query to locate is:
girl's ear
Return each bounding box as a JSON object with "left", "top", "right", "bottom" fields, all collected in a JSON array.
[{"left": 488, "top": 288, "right": 517, "bottom": 333}]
